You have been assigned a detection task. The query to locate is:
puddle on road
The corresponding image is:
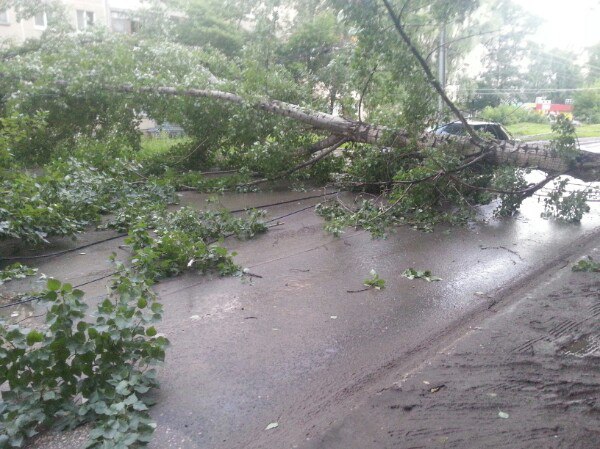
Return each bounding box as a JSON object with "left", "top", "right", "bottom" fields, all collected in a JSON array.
[
  {"left": 189, "top": 294, "right": 241, "bottom": 321},
  {"left": 562, "top": 334, "right": 600, "bottom": 358}
]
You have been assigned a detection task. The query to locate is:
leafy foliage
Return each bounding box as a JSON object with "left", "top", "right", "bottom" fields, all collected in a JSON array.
[
  {"left": 492, "top": 166, "right": 529, "bottom": 217},
  {"left": 574, "top": 81, "right": 600, "bottom": 124},
  {"left": 0, "top": 274, "right": 168, "bottom": 448},
  {"left": 479, "top": 105, "right": 547, "bottom": 126},
  {"left": 123, "top": 207, "right": 267, "bottom": 280},
  {"left": 548, "top": 115, "right": 579, "bottom": 162},
  {"left": 402, "top": 268, "right": 442, "bottom": 282},
  {"left": 541, "top": 178, "right": 590, "bottom": 223},
  {"left": 572, "top": 256, "right": 600, "bottom": 273},
  {"left": 363, "top": 269, "right": 385, "bottom": 290},
  {"left": 0, "top": 264, "right": 38, "bottom": 286},
  {"left": 0, "top": 158, "right": 177, "bottom": 244}
]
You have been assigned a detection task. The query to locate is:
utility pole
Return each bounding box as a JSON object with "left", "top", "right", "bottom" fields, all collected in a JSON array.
[{"left": 437, "top": 25, "right": 446, "bottom": 115}]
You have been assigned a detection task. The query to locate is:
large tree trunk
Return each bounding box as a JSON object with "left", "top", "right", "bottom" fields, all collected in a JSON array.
[{"left": 120, "top": 84, "right": 600, "bottom": 182}]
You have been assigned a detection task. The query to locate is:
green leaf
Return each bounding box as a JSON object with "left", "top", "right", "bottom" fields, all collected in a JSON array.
[
  {"left": 132, "top": 401, "right": 148, "bottom": 411},
  {"left": 146, "top": 327, "right": 157, "bottom": 337},
  {"left": 42, "top": 391, "right": 57, "bottom": 401},
  {"left": 124, "top": 394, "right": 139, "bottom": 406},
  {"left": 115, "top": 380, "right": 130, "bottom": 396},
  {"left": 402, "top": 268, "right": 442, "bottom": 282},
  {"left": 47, "top": 278, "right": 61, "bottom": 291},
  {"left": 26, "top": 330, "right": 44, "bottom": 346}
]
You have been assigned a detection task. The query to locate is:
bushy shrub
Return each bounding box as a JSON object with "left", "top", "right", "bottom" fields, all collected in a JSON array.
[{"left": 479, "top": 104, "right": 547, "bottom": 125}]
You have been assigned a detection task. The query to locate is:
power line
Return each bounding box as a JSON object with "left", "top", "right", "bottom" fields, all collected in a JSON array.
[{"left": 462, "top": 87, "right": 600, "bottom": 93}]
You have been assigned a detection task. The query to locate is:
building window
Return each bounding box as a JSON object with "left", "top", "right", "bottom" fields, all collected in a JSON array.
[
  {"left": 110, "top": 10, "right": 140, "bottom": 34},
  {"left": 0, "top": 10, "right": 9, "bottom": 25},
  {"left": 110, "top": 10, "right": 131, "bottom": 33},
  {"left": 34, "top": 11, "right": 47, "bottom": 29},
  {"left": 77, "top": 10, "right": 95, "bottom": 30},
  {"left": 130, "top": 20, "right": 140, "bottom": 33}
]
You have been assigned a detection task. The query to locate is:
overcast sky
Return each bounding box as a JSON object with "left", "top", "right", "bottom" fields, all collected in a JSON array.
[{"left": 513, "top": 0, "right": 600, "bottom": 53}]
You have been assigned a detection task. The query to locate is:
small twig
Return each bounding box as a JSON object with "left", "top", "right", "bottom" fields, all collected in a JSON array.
[
  {"left": 480, "top": 245, "right": 524, "bottom": 262},
  {"left": 448, "top": 173, "right": 558, "bottom": 196},
  {"left": 371, "top": 184, "right": 413, "bottom": 221},
  {"left": 347, "top": 287, "right": 372, "bottom": 293},
  {"left": 15, "top": 313, "right": 45, "bottom": 324}
]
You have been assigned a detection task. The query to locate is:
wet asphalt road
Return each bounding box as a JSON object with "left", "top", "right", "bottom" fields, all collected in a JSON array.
[
  {"left": 148, "top": 191, "right": 600, "bottom": 449},
  {"left": 6, "top": 187, "right": 600, "bottom": 449},
  {"left": 579, "top": 137, "right": 600, "bottom": 153}
]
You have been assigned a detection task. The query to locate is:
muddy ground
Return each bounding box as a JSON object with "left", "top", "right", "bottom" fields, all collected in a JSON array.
[
  {"left": 304, "top": 243, "right": 600, "bottom": 449},
  {"left": 1, "top": 187, "right": 599, "bottom": 449}
]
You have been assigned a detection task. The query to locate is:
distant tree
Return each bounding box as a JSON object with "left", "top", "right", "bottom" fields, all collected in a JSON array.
[
  {"left": 585, "top": 42, "right": 600, "bottom": 84},
  {"left": 0, "top": 0, "right": 68, "bottom": 30},
  {"left": 473, "top": 0, "right": 539, "bottom": 109},
  {"left": 526, "top": 46, "right": 583, "bottom": 103},
  {"left": 574, "top": 81, "right": 600, "bottom": 124},
  {"left": 165, "top": 0, "right": 247, "bottom": 56}
]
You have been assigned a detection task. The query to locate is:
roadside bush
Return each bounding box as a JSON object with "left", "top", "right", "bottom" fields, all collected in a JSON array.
[
  {"left": 574, "top": 82, "right": 600, "bottom": 124},
  {"left": 479, "top": 104, "right": 547, "bottom": 126}
]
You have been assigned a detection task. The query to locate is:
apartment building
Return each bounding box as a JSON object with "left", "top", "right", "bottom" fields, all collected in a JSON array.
[{"left": 0, "top": 0, "right": 145, "bottom": 44}]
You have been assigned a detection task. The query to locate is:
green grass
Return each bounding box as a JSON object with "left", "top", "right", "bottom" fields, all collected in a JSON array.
[
  {"left": 138, "top": 136, "right": 190, "bottom": 159},
  {"left": 506, "top": 122, "right": 600, "bottom": 140}
]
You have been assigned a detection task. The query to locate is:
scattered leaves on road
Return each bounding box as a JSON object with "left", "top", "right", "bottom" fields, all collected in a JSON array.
[
  {"left": 402, "top": 268, "right": 442, "bottom": 282},
  {"left": 572, "top": 256, "right": 600, "bottom": 272},
  {"left": 363, "top": 269, "right": 386, "bottom": 289}
]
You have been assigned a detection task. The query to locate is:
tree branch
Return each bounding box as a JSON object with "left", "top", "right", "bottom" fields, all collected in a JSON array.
[{"left": 381, "top": 0, "right": 483, "bottom": 145}]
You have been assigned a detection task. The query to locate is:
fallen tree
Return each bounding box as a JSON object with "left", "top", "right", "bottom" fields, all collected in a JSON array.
[
  {"left": 1, "top": 0, "right": 597, "bottom": 230},
  {"left": 110, "top": 83, "right": 600, "bottom": 182}
]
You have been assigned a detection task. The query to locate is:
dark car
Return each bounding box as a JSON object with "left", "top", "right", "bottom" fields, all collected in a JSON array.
[
  {"left": 144, "top": 122, "right": 185, "bottom": 138},
  {"left": 434, "top": 120, "right": 513, "bottom": 141}
]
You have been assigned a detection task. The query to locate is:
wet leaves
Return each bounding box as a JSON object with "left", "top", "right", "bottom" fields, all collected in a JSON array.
[
  {"left": 402, "top": 268, "right": 442, "bottom": 282},
  {"left": 363, "top": 269, "right": 386, "bottom": 289},
  {"left": 0, "top": 263, "right": 38, "bottom": 286},
  {"left": 572, "top": 256, "right": 600, "bottom": 273}
]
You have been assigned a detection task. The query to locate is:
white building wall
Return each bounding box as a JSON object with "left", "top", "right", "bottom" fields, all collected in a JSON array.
[{"left": 0, "top": 0, "right": 130, "bottom": 45}]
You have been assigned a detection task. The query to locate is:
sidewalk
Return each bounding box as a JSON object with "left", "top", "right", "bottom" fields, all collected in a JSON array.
[{"left": 305, "top": 246, "right": 600, "bottom": 449}]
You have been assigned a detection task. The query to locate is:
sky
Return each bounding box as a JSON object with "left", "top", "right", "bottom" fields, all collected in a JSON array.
[{"left": 513, "top": 0, "right": 600, "bottom": 53}]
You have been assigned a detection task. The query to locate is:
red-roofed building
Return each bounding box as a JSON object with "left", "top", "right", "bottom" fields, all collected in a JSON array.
[{"left": 534, "top": 97, "right": 574, "bottom": 119}]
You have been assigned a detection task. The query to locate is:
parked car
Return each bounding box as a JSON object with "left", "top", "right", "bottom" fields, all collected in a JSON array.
[
  {"left": 433, "top": 120, "right": 514, "bottom": 141},
  {"left": 144, "top": 122, "right": 185, "bottom": 138}
]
